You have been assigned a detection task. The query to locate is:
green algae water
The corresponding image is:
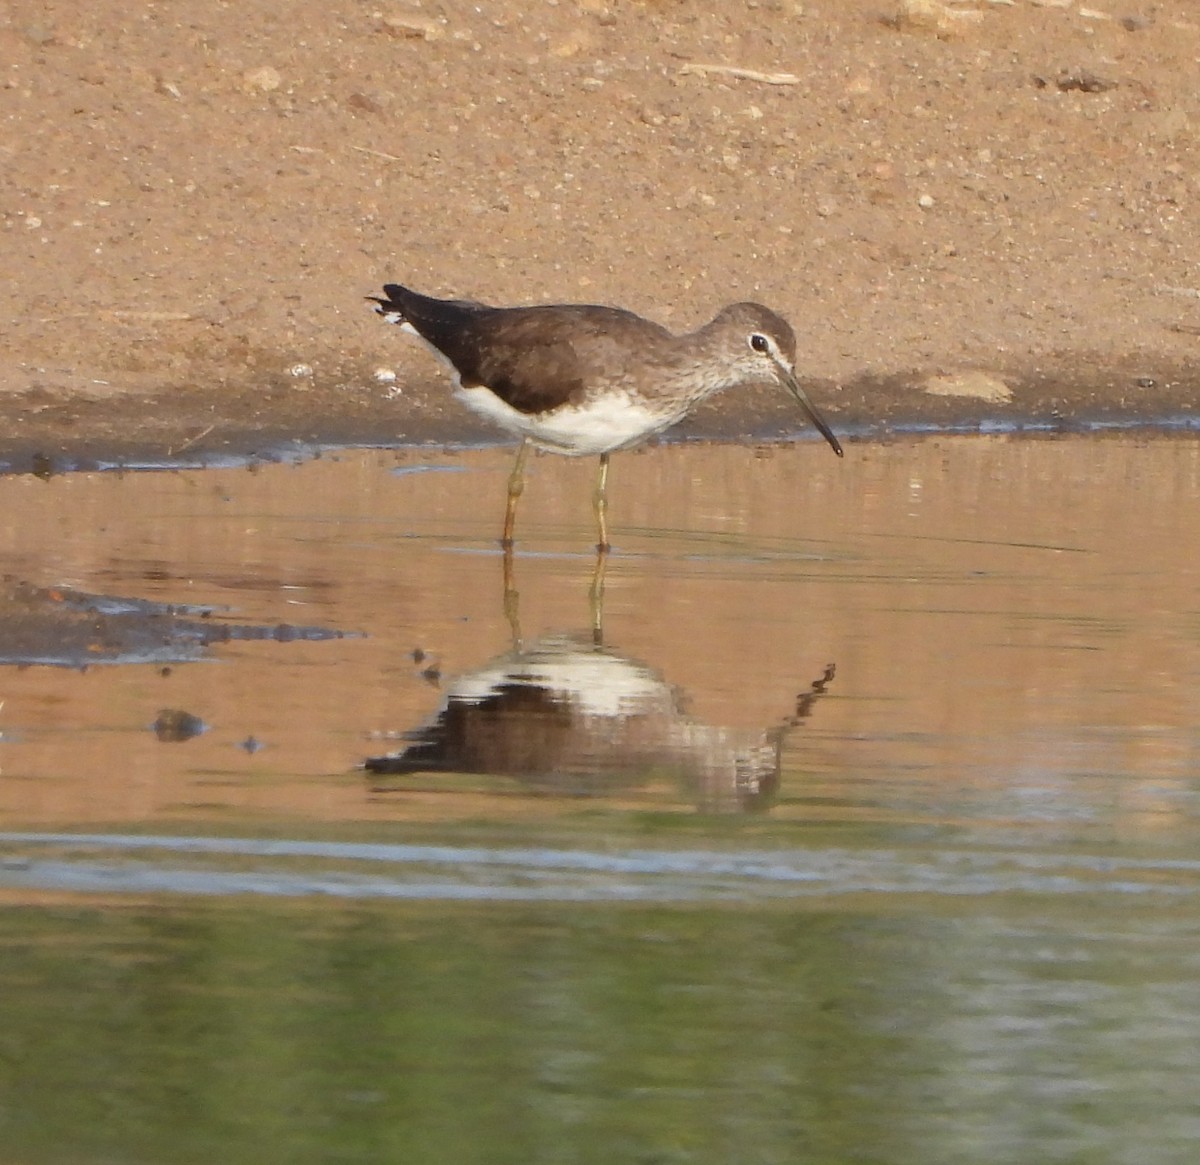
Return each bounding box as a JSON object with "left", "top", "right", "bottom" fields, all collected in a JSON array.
[{"left": 4, "top": 894, "right": 1197, "bottom": 1165}]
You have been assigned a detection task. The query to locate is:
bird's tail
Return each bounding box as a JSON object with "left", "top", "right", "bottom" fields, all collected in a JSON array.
[{"left": 367, "top": 283, "right": 411, "bottom": 325}]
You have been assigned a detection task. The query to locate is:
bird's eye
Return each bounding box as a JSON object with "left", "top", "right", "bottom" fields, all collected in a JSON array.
[{"left": 749, "top": 333, "right": 770, "bottom": 354}]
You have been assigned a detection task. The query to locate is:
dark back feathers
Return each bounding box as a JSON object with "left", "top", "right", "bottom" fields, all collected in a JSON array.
[{"left": 372, "top": 283, "right": 673, "bottom": 415}]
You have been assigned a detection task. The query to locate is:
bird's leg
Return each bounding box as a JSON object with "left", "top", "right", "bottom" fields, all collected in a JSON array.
[
  {"left": 588, "top": 542, "right": 608, "bottom": 645},
  {"left": 588, "top": 453, "right": 611, "bottom": 642},
  {"left": 592, "top": 452, "right": 611, "bottom": 553},
  {"left": 502, "top": 440, "right": 531, "bottom": 549},
  {"left": 502, "top": 541, "right": 523, "bottom": 648}
]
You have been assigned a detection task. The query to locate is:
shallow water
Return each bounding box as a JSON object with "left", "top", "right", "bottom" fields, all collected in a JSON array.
[{"left": 2, "top": 435, "right": 1200, "bottom": 1163}]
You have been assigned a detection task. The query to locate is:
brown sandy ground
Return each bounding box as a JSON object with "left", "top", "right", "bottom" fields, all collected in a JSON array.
[{"left": 2, "top": 0, "right": 1200, "bottom": 465}]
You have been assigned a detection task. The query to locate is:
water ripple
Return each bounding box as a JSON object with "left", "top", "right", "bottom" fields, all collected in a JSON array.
[{"left": 1, "top": 833, "right": 1197, "bottom": 903}]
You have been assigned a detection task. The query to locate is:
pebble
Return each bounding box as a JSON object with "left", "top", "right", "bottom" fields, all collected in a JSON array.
[
  {"left": 923, "top": 371, "right": 1012, "bottom": 403},
  {"left": 152, "top": 709, "right": 207, "bottom": 743},
  {"left": 892, "top": 0, "right": 982, "bottom": 35},
  {"left": 381, "top": 14, "right": 444, "bottom": 41},
  {"left": 242, "top": 66, "right": 282, "bottom": 93},
  {"left": 917, "top": 193, "right": 935, "bottom": 209}
]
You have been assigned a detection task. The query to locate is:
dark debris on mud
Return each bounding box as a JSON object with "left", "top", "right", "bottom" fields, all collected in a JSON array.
[{"left": 0, "top": 579, "right": 353, "bottom": 668}]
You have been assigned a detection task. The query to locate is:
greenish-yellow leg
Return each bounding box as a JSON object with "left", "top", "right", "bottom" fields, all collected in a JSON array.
[
  {"left": 588, "top": 543, "right": 608, "bottom": 645},
  {"left": 502, "top": 440, "right": 531, "bottom": 548},
  {"left": 502, "top": 542, "right": 522, "bottom": 647},
  {"left": 593, "top": 452, "right": 611, "bottom": 553}
]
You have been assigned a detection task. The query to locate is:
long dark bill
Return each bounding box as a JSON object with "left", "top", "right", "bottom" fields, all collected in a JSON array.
[{"left": 780, "top": 369, "right": 844, "bottom": 457}]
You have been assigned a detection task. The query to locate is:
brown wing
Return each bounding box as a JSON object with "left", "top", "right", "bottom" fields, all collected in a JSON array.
[
  {"left": 372, "top": 285, "right": 673, "bottom": 415},
  {"left": 464, "top": 306, "right": 673, "bottom": 414}
]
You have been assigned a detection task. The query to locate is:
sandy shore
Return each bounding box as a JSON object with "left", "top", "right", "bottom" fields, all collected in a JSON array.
[{"left": 3, "top": 0, "right": 1198, "bottom": 464}]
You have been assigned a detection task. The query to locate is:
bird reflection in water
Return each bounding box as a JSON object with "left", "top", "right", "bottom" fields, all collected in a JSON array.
[{"left": 365, "top": 631, "right": 835, "bottom": 814}]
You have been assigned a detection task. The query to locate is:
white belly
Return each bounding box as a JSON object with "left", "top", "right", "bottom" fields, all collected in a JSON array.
[
  {"left": 399, "top": 322, "right": 678, "bottom": 455},
  {"left": 456, "top": 384, "right": 674, "bottom": 456}
]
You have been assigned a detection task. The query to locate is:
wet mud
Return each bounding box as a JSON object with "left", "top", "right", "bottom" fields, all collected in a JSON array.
[
  {"left": 0, "top": 578, "right": 348, "bottom": 668},
  {"left": 2, "top": 362, "right": 1199, "bottom": 478}
]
